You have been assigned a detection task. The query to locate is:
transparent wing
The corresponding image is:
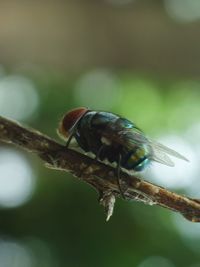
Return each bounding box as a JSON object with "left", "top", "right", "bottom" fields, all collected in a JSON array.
[
  {"left": 101, "top": 118, "right": 189, "bottom": 168},
  {"left": 149, "top": 139, "right": 189, "bottom": 167}
]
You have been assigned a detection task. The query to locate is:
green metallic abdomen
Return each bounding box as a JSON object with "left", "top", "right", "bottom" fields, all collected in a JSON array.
[{"left": 121, "top": 146, "right": 150, "bottom": 171}]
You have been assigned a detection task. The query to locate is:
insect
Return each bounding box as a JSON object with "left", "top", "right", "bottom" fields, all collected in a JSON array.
[{"left": 57, "top": 107, "right": 188, "bottom": 196}]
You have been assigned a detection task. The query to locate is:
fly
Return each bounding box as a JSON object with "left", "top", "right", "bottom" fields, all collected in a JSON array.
[{"left": 57, "top": 107, "right": 189, "bottom": 197}]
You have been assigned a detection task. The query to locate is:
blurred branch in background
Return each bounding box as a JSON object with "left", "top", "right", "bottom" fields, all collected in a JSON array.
[{"left": 0, "top": 116, "right": 200, "bottom": 222}]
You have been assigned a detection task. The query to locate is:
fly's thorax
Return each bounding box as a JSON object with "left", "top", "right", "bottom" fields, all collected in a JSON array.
[
  {"left": 116, "top": 118, "right": 135, "bottom": 129},
  {"left": 76, "top": 111, "right": 105, "bottom": 154},
  {"left": 81, "top": 111, "right": 117, "bottom": 147},
  {"left": 91, "top": 111, "right": 119, "bottom": 131}
]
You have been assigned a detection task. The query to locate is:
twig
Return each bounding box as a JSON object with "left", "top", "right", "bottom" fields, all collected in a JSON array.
[{"left": 0, "top": 116, "right": 200, "bottom": 222}]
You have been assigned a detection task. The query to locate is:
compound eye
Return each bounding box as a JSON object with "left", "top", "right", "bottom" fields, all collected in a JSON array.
[{"left": 57, "top": 107, "right": 88, "bottom": 140}]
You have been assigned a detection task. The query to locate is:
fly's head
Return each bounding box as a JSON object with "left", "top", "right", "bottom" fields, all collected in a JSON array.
[{"left": 57, "top": 107, "right": 89, "bottom": 140}]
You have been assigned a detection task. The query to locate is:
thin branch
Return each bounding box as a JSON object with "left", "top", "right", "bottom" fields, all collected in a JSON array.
[{"left": 0, "top": 116, "right": 200, "bottom": 222}]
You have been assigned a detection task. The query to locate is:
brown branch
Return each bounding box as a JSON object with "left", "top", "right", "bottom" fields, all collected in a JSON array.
[{"left": 0, "top": 116, "right": 200, "bottom": 222}]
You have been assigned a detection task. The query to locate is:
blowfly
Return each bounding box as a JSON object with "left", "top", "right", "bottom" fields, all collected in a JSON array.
[{"left": 57, "top": 107, "right": 188, "bottom": 196}]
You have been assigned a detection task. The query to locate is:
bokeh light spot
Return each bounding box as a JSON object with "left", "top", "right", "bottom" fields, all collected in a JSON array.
[
  {"left": 105, "top": 0, "right": 136, "bottom": 6},
  {"left": 0, "top": 239, "right": 33, "bottom": 267},
  {"left": 183, "top": 123, "right": 200, "bottom": 197},
  {"left": 166, "top": 82, "right": 200, "bottom": 129},
  {"left": 172, "top": 213, "right": 200, "bottom": 255},
  {"left": 0, "top": 75, "right": 39, "bottom": 121},
  {"left": 0, "top": 148, "right": 36, "bottom": 208},
  {"left": 173, "top": 213, "right": 200, "bottom": 240},
  {"left": 74, "top": 69, "right": 122, "bottom": 110},
  {"left": 25, "top": 237, "right": 57, "bottom": 267},
  {"left": 137, "top": 256, "right": 175, "bottom": 267},
  {"left": 119, "top": 79, "right": 162, "bottom": 133},
  {"left": 148, "top": 135, "right": 198, "bottom": 190},
  {"left": 165, "top": 0, "right": 200, "bottom": 22}
]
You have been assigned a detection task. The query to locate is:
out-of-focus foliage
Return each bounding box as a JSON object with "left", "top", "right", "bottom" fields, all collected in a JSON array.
[{"left": 0, "top": 1, "right": 200, "bottom": 267}]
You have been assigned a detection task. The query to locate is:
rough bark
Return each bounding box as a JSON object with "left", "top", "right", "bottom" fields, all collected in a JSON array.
[{"left": 0, "top": 116, "right": 199, "bottom": 222}]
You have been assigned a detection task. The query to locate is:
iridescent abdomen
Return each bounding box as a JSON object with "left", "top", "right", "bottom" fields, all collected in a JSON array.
[{"left": 121, "top": 146, "right": 150, "bottom": 171}]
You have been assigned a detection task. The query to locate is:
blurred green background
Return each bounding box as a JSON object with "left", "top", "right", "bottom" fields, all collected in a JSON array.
[{"left": 0, "top": 1, "right": 200, "bottom": 267}]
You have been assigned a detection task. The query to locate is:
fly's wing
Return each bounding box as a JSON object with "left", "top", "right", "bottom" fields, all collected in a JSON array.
[
  {"left": 102, "top": 123, "right": 189, "bottom": 167},
  {"left": 96, "top": 115, "right": 189, "bottom": 167},
  {"left": 148, "top": 139, "right": 189, "bottom": 167},
  {"left": 101, "top": 119, "right": 147, "bottom": 148},
  {"left": 116, "top": 121, "right": 189, "bottom": 167}
]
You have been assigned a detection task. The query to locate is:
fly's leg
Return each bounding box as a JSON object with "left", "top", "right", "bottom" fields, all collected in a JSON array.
[
  {"left": 117, "top": 154, "right": 126, "bottom": 199},
  {"left": 65, "top": 133, "right": 74, "bottom": 148},
  {"left": 97, "top": 146, "right": 126, "bottom": 199},
  {"left": 86, "top": 145, "right": 105, "bottom": 169},
  {"left": 94, "top": 145, "right": 105, "bottom": 161}
]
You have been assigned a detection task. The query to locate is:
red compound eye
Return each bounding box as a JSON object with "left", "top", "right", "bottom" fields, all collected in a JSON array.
[{"left": 58, "top": 107, "right": 88, "bottom": 139}]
